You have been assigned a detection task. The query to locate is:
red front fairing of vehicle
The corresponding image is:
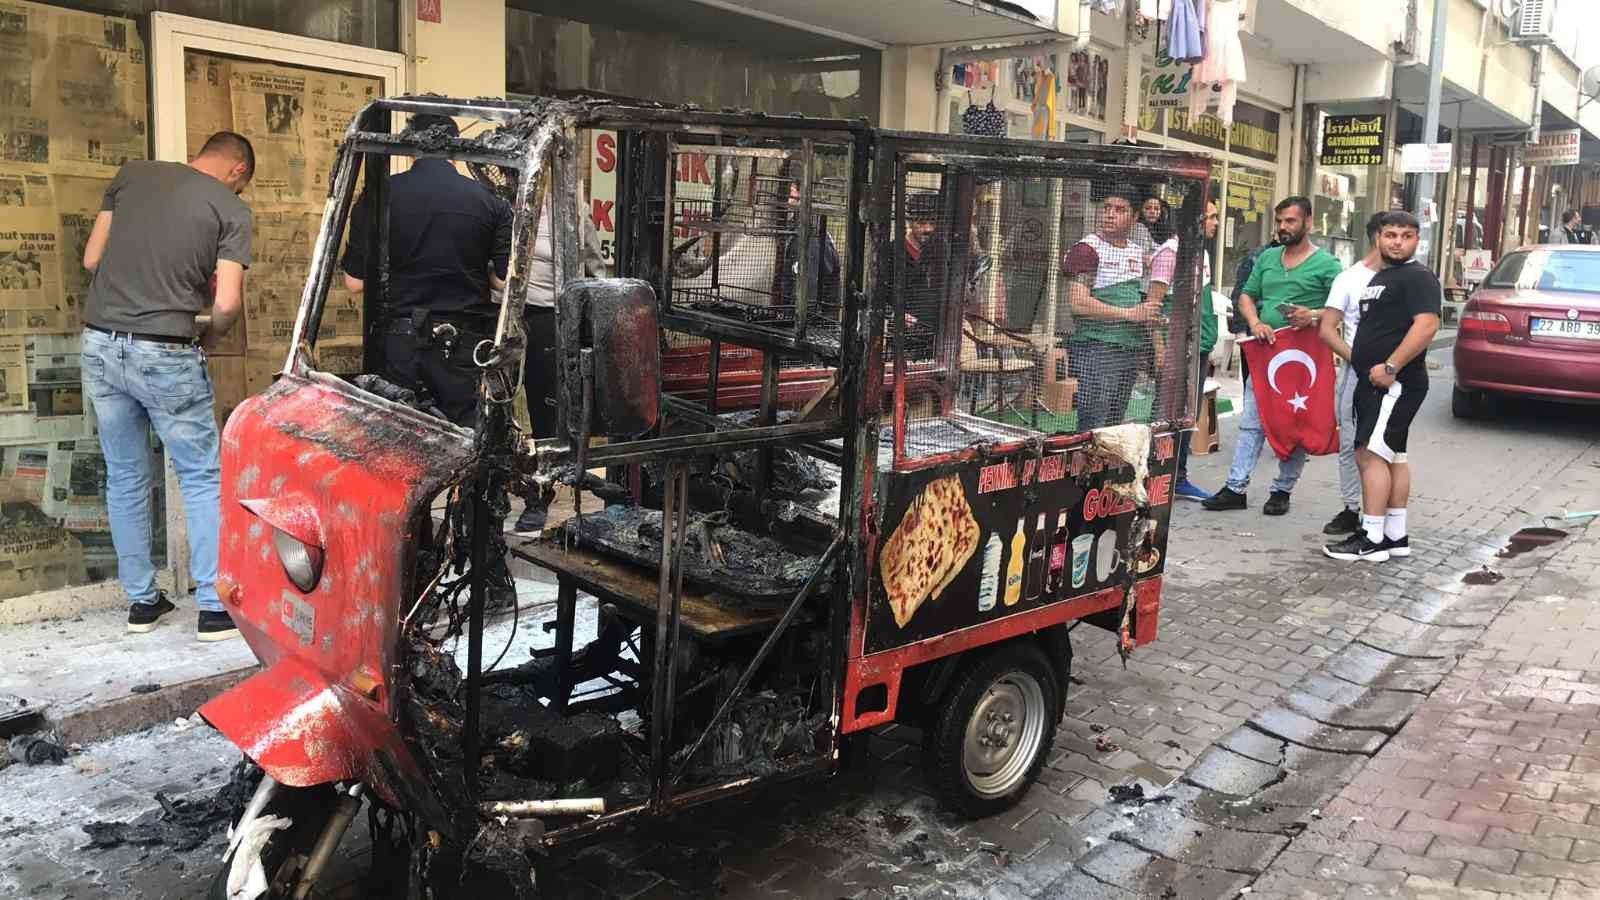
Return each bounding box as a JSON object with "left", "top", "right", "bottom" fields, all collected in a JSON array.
[{"left": 199, "top": 370, "right": 474, "bottom": 808}]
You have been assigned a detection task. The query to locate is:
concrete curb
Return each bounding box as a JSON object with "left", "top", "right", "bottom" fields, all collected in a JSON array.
[{"left": 51, "top": 666, "right": 257, "bottom": 746}]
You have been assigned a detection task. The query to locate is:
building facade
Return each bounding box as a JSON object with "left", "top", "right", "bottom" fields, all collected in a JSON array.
[{"left": 0, "top": 0, "right": 1593, "bottom": 617}]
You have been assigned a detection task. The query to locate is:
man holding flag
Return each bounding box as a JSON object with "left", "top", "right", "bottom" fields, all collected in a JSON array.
[
  {"left": 1323, "top": 211, "right": 1441, "bottom": 563},
  {"left": 1202, "top": 196, "right": 1343, "bottom": 516}
]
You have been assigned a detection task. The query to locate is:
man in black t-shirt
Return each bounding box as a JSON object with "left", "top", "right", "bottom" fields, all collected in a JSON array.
[
  {"left": 341, "top": 114, "right": 514, "bottom": 427},
  {"left": 1324, "top": 211, "right": 1441, "bottom": 564}
]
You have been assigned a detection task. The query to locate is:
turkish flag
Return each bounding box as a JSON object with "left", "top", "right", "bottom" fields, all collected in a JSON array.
[{"left": 1240, "top": 326, "right": 1339, "bottom": 460}]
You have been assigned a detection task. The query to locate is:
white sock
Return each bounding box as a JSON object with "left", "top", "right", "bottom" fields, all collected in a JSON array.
[
  {"left": 1385, "top": 508, "right": 1407, "bottom": 541},
  {"left": 1363, "top": 515, "right": 1384, "bottom": 544}
]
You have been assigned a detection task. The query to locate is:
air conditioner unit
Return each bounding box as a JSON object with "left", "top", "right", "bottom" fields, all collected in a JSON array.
[{"left": 1513, "top": 0, "right": 1554, "bottom": 44}]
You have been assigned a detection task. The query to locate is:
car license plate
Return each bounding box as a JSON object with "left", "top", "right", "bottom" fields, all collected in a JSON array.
[{"left": 1530, "top": 317, "right": 1600, "bottom": 340}]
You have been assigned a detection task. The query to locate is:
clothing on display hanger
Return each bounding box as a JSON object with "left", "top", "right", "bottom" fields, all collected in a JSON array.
[
  {"left": 1167, "top": 0, "right": 1204, "bottom": 63},
  {"left": 961, "top": 86, "right": 1006, "bottom": 136}
]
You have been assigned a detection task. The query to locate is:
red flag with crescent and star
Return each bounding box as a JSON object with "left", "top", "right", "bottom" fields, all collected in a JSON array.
[{"left": 1240, "top": 326, "right": 1340, "bottom": 461}]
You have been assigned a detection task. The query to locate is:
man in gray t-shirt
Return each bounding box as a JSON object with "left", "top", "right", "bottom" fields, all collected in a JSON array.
[{"left": 79, "top": 131, "right": 255, "bottom": 642}]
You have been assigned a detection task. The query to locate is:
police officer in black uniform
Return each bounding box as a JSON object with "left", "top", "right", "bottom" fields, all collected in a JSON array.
[{"left": 341, "top": 114, "right": 514, "bottom": 427}]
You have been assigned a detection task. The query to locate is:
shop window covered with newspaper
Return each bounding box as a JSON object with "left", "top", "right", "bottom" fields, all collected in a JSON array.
[
  {"left": 0, "top": 0, "right": 384, "bottom": 602},
  {"left": 1, "top": 1, "right": 149, "bottom": 599}
]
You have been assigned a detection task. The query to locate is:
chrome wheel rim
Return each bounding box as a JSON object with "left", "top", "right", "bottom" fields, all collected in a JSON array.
[{"left": 961, "top": 670, "right": 1047, "bottom": 797}]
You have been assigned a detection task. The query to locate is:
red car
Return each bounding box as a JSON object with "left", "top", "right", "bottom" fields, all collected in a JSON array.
[{"left": 1453, "top": 244, "right": 1600, "bottom": 417}]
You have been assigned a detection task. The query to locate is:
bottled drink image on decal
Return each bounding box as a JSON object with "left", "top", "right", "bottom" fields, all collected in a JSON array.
[
  {"left": 978, "top": 532, "right": 1002, "bottom": 612},
  {"left": 1046, "top": 511, "right": 1069, "bottom": 598},
  {"left": 1025, "top": 513, "right": 1048, "bottom": 602},
  {"left": 1005, "top": 517, "right": 1027, "bottom": 606}
]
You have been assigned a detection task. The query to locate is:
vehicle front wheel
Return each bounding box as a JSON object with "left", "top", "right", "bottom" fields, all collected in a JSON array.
[
  {"left": 922, "top": 643, "right": 1060, "bottom": 818},
  {"left": 1452, "top": 386, "right": 1485, "bottom": 419},
  {"left": 207, "top": 784, "right": 339, "bottom": 900}
]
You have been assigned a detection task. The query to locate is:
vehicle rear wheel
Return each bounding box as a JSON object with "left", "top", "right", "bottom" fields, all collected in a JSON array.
[
  {"left": 922, "top": 643, "right": 1059, "bottom": 818},
  {"left": 206, "top": 784, "right": 339, "bottom": 900},
  {"left": 1452, "top": 386, "right": 1485, "bottom": 419}
]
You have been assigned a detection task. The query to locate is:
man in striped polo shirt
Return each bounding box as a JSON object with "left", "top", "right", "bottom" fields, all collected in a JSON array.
[{"left": 1062, "top": 184, "right": 1164, "bottom": 431}]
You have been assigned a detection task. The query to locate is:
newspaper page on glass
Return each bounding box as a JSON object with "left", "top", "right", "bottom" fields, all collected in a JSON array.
[
  {"left": 0, "top": 334, "right": 23, "bottom": 411},
  {"left": 0, "top": 332, "right": 89, "bottom": 444},
  {"left": 52, "top": 173, "right": 105, "bottom": 321},
  {"left": 0, "top": 208, "right": 64, "bottom": 334},
  {"left": 0, "top": 169, "right": 50, "bottom": 207},
  {"left": 231, "top": 63, "right": 310, "bottom": 205},
  {"left": 184, "top": 51, "right": 232, "bottom": 159},
  {"left": 48, "top": 5, "right": 147, "bottom": 175},
  {"left": 0, "top": 1, "right": 49, "bottom": 172}
]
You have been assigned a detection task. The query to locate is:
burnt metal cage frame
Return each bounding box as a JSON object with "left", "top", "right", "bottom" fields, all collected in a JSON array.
[
  {"left": 275, "top": 95, "right": 1215, "bottom": 848},
  {"left": 870, "top": 131, "right": 1214, "bottom": 473}
]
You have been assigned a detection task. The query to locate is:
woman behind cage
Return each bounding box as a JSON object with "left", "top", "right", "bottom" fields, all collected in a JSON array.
[{"left": 1129, "top": 196, "right": 1177, "bottom": 404}]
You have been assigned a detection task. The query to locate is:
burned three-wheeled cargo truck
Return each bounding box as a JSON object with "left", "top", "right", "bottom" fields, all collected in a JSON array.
[{"left": 198, "top": 96, "right": 1212, "bottom": 898}]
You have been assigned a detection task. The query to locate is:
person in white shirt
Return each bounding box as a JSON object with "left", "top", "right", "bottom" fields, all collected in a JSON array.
[{"left": 1317, "top": 213, "right": 1385, "bottom": 537}]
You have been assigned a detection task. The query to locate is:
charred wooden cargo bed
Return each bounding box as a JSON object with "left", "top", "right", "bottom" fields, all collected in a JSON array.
[{"left": 197, "top": 95, "right": 1213, "bottom": 898}]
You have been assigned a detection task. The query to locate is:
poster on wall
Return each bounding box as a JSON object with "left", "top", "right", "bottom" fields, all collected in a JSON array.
[
  {"left": 1318, "top": 114, "right": 1385, "bottom": 167},
  {"left": 866, "top": 439, "right": 1176, "bottom": 654}
]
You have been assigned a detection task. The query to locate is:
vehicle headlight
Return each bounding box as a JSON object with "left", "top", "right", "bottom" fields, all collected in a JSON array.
[{"left": 273, "top": 527, "right": 324, "bottom": 593}]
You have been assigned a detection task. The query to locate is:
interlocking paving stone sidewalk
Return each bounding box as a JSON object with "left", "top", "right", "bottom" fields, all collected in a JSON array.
[{"left": 1250, "top": 521, "right": 1600, "bottom": 899}]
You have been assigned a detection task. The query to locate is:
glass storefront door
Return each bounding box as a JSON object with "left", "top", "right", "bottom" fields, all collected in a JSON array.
[{"left": 149, "top": 13, "right": 404, "bottom": 593}]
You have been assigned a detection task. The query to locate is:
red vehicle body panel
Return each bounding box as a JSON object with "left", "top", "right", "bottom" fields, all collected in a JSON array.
[
  {"left": 200, "top": 370, "right": 474, "bottom": 806},
  {"left": 840, "top": 578, "right": 1160, "bottom": 733}
]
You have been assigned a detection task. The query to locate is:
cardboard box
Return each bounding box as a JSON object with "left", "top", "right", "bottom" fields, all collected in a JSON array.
[
  {"left": 208, "top": 356, "right": 246, "bottom": 429},
  {"left": 1042, "top": 377, "right": 1078, "bottom": 416},
  {"left": 1191, "top": 385, "right": 1220, "bottom": 456}
]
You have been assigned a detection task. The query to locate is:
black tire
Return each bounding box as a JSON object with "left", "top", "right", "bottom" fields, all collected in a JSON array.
[
  {"left": 922, "top": 642, "right": 1060, "bottom": 818},
  {"left": 206, "top": 784, "right": 339, "bottom": 900},
  {"left": 1452, "top": 386, "right": 1484, "bottom": 419}
]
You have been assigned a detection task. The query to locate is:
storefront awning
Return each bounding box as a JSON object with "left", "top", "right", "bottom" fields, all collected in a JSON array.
[
  {"left": 1393, "top": 65, "right": 1533, "bottom": 132},
  {"left": 694, "top": 0, "right": 1060, "bottom": 49}
]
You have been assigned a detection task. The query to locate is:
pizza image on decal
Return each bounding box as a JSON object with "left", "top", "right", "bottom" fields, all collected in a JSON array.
[{"left": 879, "top": 475, "right": 981, "bottom": 628}]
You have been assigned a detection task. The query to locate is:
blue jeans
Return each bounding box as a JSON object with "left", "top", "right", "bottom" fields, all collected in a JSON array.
[
  {"left": 1224, "top": 374, "right": 1307, "bottom": 495},
  {"left": 80, "top": 329, "right": 222, "bottom": 612},
  {"left": 1068, "top": 339, "right": 1141, "bottom": 432},
  {"left": 1337, "top": 364, "right": 1361, "bottom": 511}
]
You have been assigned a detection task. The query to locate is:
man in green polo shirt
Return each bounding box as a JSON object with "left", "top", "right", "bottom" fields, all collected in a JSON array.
[{"left": 1203, "top": 195, "right": 1342, "bottom": 515}]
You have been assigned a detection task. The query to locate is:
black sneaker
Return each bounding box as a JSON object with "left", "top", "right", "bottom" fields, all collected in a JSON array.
[
  {"left": 1323, "top": 533, "right": 1391, "bottom": 563},
  {"left": 127, "top": 594, "right": 176, "bottom": 633},
  {"left": 1262, "top": 491, "right": 1292, "bottom": 516},
  {"left": 1201, "top": 487, "right": 1247, "bottom": 511},
  {"left": 1323, "top": 508, "right": 1361, "bottom": 535},
  {"left": 1381, "top": 535, "right": 1411, "bottom": 558},
  {"left": 197, "top": 610, "right": 240, "bottom": 643}
]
